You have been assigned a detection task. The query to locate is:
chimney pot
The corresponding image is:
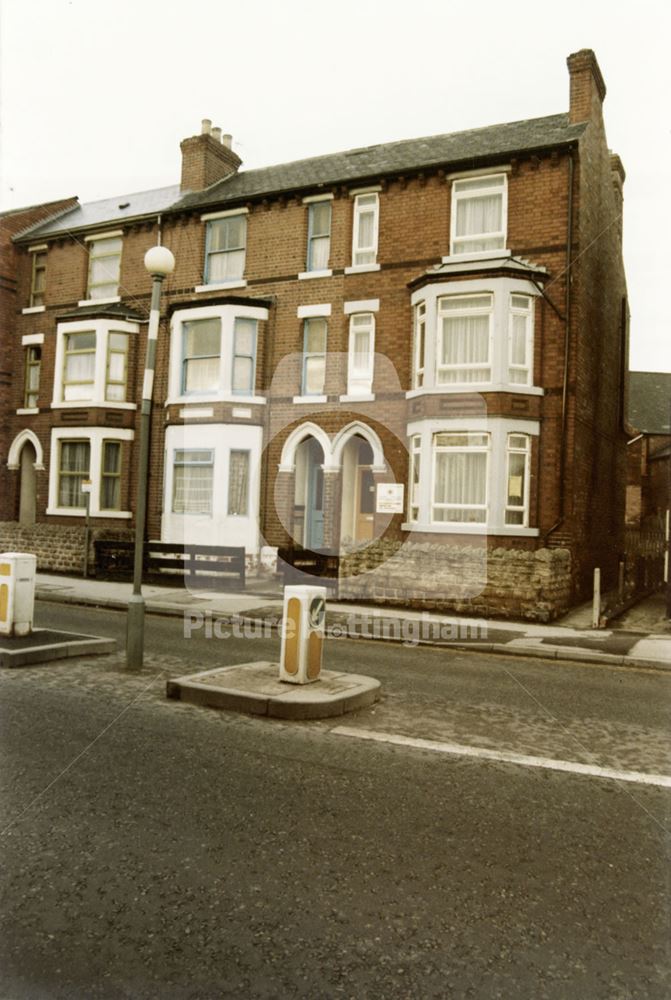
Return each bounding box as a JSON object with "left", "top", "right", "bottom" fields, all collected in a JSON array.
[
  {"left": 211, "top": 126, "right": 222, "bottom": 142},
  {"left": 201, "top": 118, "right": 212, "bottom": 135},
  {"left": 222, "top": 133, "right": 233, "bottom": 149}
]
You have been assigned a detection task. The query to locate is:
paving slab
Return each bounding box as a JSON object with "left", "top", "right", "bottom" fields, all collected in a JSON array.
[
  {"left": 166, "top": 661, "right": 381, "bottom": 720},
  {"left": 0, "top": 628, "right": 116, "bottom": 668}
]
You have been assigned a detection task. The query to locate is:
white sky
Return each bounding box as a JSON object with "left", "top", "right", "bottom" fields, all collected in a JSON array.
[{"left": 1, "top": 0, "right": 669, "bottom": 372}]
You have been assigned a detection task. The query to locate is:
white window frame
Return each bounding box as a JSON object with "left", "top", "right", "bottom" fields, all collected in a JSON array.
[
  {"left": 508, "top": 293, "right": 533, "bottom": 387},
  {"left": 504, "top": 433, "right": 531, "bottom": 527},
  {"left": 436, "top": 293, "right": 493, "bottom": 386},
  {"left": 408, "top": 434, "right": 421, "bottom": 523},
  {"left": 29, "top": 248, "right": 48, "bottom": 308},
  {"left": 346, "top": 313, "right": 375, "bottom": 396},
  {"left": 431, "top": 431, "right": 490, "bottom": 525},
  {"left": 23, "top": 344, "right": 42, "bottom": 409},
  {"left": 84, "top": 233, "right": 123, "bottom": 302},
  {"left": 52, "top": 318, "right": 139, "bottom": 409},
  {"left": 301, "top": 317, "right": 328, "bottom": 397},
  {"left": 351, "top": 192, "right": 379, "bottom": 268},
  {"left": 449, "top": 173, "right": 508, "bottom": 258},
  {"left": 172, "top": 448, "right": 215, "bottom": 516},
  {"left": 408, "top": 277, "right": 543, "bottom": 397},
  {"left": 167, "top": 303, "right": 268, "bottom": 405},
  {"left": 203, "top": 212, "right": 247, "bottom": 285},
  {"left": 412, "top": 302, "right": 426, "bottom": 389},
  {"left": 227, "top": 449, "right": 251, "bottom": 516},
  {"left": 403, "top": 417, "right": 539, "bottom": 536},
  {"left": 47, "top": 427, "right": 134, "bottom": 518},
  {"left": 306, "top": 199, "right": 332, "bottom": 273}
]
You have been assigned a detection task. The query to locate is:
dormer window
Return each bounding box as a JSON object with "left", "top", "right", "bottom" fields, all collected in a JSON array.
[{"left": 450, "top": 174, "right": 507, "bottom": 255}]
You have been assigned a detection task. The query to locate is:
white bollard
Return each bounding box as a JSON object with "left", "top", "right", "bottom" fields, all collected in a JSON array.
[
  {"left": 279, "top": 585, "right": 327, "bottom": 684},
  {"left": 0, "top": 552, "right": 37, "bottom": 637}
]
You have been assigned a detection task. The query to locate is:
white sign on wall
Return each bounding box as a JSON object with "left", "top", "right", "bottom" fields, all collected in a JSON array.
[{"left": 376, "top": 483, "right": 404, "bottom": 514}]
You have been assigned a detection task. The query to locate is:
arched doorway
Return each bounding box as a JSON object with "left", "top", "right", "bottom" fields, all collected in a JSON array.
[
  {"left": 19, "top": 442, "right": 37, "bottom": 526},
  {"left": 340, "top": 435, "right": 375, "bottom": 546},
  {"left": 294, "top": 437, "right": 325, "bottom": 550}
]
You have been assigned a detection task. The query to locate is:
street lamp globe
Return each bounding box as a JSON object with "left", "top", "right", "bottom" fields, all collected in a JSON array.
[{"left": 144, "top": 245, "right": 175, "bottom": 277}]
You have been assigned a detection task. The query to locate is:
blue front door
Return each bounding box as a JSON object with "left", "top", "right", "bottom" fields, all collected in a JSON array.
[{"left": 306, "top": 450, "right": 324, "bottom": 550}]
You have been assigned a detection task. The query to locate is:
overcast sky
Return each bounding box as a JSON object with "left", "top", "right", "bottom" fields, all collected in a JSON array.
[{"left": 1, "top": 0, "right": 669, "bottom": 372}]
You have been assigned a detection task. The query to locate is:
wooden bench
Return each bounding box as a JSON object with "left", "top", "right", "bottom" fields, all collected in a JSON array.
[{"left": 95, "top": 540, "right": 246, "bottom": 589}]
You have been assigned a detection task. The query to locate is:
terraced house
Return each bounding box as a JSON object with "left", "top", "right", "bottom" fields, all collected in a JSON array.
[{"left": 0, "top": 49, "right": 628, "bottom": 620}]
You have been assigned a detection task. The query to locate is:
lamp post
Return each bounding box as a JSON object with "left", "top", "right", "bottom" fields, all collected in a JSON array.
[{"left": 126, "top": 245, "right": 175, "bottom": 670}]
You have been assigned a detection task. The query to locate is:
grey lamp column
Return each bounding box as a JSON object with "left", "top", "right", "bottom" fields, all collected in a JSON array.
[{"left": 126, "top": 245, "right": 175, "bottom": 670}]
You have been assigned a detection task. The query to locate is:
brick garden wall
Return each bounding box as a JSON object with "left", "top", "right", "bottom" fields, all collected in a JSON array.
[{"left": 0, "top": 522, "right": 131, "bottom": 574}]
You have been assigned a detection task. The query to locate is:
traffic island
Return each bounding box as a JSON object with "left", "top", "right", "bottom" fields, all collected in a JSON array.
[
  {"left": 166, "top": 661, "right": 381, "bottom": 720},
  {"left": 0, "top": 629, "right": 117, "bottom": 668}
]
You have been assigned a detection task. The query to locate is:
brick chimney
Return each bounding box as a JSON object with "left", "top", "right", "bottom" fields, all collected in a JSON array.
[
  {"left": 180, "top": 119, "right": 242, "bottom": 192},
  {"left": 567, "top": 49, "right": 606, "bottom": 124}
]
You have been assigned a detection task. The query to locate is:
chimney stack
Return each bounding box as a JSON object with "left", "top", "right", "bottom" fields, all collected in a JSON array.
[
  {"left": 180, "top": 120, "right": 242, "bottom": 192},
  {"left": 567, "top": 49, "right": 606, "bottom": 124}
]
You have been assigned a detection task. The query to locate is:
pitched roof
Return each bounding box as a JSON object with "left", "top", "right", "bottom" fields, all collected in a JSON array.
[
  {"left": 17, "top": 112, "right": 585, "bottom": 241},
  {"left": 628, "top": 371, "right": 671, "bottom": 434},
  {"left": 176, "top": 112, "right": 585, "bottom": 212},
  {"left": 19, "top": 185, "right": 181, "bottom": 240}
]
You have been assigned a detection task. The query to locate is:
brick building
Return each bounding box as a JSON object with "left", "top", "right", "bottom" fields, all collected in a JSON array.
[
  {"left": 626, "top": 371, "right": 671, "bottom": 525},
  {"left": 1, "top": 49, "right": 628, "bottom": 620}
]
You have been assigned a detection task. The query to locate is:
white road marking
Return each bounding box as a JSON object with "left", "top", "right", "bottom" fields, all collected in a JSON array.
[{"left": 332, "top": 727, "right": 671, "bottom": 789}]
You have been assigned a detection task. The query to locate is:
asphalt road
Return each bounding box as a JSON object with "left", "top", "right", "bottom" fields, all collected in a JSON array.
[{"left": 0, "top": 602, "right": 669, "bottom": 999}]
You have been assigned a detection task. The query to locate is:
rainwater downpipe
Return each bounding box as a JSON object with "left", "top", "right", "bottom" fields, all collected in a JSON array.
[{"left": 545, "top": 148, "right": 574, "bottom": 540}]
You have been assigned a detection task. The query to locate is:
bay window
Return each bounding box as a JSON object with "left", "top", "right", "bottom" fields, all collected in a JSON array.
[
  {"left": 47, "top": 427, "right": 134, "bottom": 517},
  {"left": 450, "top": 174, "right": 507, "bottom": 255},
  {"left": 228, "top": 450, "right": 250, "bottom": 516},
  {"left": 105, "top": 333, "right": 129, "bottom": 401},
  {"left": 437, "top": 294, "right": 492, "bottom": 385},
  {"left": 100, "top": 441, "right": 122, "bottom": 510},
  {"left": 53, "top": 318, "right": 138, "bottom": 409},
  {"left": 432, "top": 432, "right": 489, "bottom": 523},
  {"left": 409, "top": 435, "right": 421, "bottom": 522},
  {"left": 172, "top": 449, "right": 214, "bottom": 515},
  {"left": 58, "top": 440, "right": 91, "bottom": 508},
  {"left": 63, "top": 331, "right": 96, "bottom": 401},
  {"left": 505, "top": 434, "right": 530, "bottom": 525},
  {"left": 232, "top": 318, "right": 257, "bottom": 395},
  {"left": 182, "top": 318, "right": 221, "bottom": 394},
  {"left": 412, "top": 302, "right": 426, "bottom": 389},
  {"left": 508, "top": 294, "right": 532, "bottom": 385}
]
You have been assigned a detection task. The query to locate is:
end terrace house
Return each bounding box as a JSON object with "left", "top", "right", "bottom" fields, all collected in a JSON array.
[{"left": 1, "top": 49, "right": 628, "bottom": 621}]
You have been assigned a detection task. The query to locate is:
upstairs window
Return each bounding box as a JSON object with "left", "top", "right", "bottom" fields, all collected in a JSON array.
[
  {"left": 63, "top": 331, "right": 96, "bottom": 401},
  {"left": 306, "top": 201, "right": 331, "bottom": 272},
  {"left": 182, "top": 318, "right": 221, "bottom": 394},
  {"left": 231, "top": 318, "right": 257, "bottom": 395},
  {"left": 172, "top": 449, "right": 214, "bottom": 515},
  {"left": 347, "top": 313, "right": 375, "bottom": 396},
  {"left": 412, "top": 302, "right": 426, "bottom": 389},
  {"left": 508, "top": 294, "right": 533, "bottom": 385},
  {"left": 205, "top": 214, "right": 246, "bottom": 283},
  {"left": 437, "top": 294, "right": 492, "bottom": 384},
  {"left": 432, "top": 431, "right": 489, "bottom": 524},
  {"left": 352, "top": 192, "right": 379, "bottom": 266},
  {"left": 30, "top": 251, "right": 47, "bottom": 307},
  {"left": 58, "top": 440, "right": 91, "bottom": 508},
  {"left": 302, "top": 318, "right": 328, "bottom": 396},
  {"left": 105, "top": 333, "right": 129, "bottom": 402},
  {"left": 450, "top": 174, "right": 507, "bottom": 255},
  {"left": 87, "top": 236, "right": 122, "bottom": 299},
  {"left": 24, "top": 346, "right": 41, "bottom": 408}
]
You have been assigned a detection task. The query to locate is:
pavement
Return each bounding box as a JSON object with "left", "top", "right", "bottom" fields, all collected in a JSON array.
[{"left": 34, "top": 572, "right": 671, "bottom": 672}]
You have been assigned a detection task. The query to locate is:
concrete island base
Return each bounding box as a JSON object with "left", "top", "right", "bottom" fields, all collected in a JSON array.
[
  {"left": 166, "top": 661, "right": 381, "bottom": 720},
  {"left": 0, "top": 629, "right": 117, "bottom": 668}
]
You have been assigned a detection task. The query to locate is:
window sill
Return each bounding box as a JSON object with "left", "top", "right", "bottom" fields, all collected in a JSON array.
[
  {"left": 77, "top": 296, "right": 121, "bottom": 307},
  {"left": 194, "top": 280, "right": 247, "bottom": 293},
  {"left": 441, "top": 249, "right": 511, "bottom": 264},
  {"left": 46, "top": 507, "right": 132, "bottom": 519},
  {"left": 345, "top": 263, "right": 381, "bottom": 274},
  {"left": 50, "top": 400, "right": 137, "bottom": 410},
  {"left": 16, "top": 407, "right": 39, "bottom": 415},
  {"left": 340, "top": 393, "right": 375, "bottom": 402},
  {"left": 293, "top": 395, "right": 327, "bottom": 404},
  {"left": 402, "top": 521, "right": 539, "bottom": 537},
  {"left": 22, "top": 306, "right": 45, "bottom": 315},
  {"left": 405, "top": 384, "right": 544, "bottom": 398},
  {"left": 298, "top": 269, "right": 333, "bottom": 280},
  {"left": 166, "top": 393, "right": 266, "bottom": 407}
]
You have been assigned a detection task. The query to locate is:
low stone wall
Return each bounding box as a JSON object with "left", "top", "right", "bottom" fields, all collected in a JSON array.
[
  {"left": 339, "top": 540, "right": 572, "bottom": 622},
  {"left": 0, "top": 522, "right": 132, "bottom": 575}
]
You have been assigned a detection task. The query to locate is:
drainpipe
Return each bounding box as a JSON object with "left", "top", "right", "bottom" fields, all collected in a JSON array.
[{"left": 545, "top": 148, "right": 575, "bottom": 540}]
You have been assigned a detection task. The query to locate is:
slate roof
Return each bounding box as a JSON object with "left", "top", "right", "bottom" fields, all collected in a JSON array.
[
  {"left": 176, "top": 112, "right": 585, "bottom": 212},
  {"left": 17, "top": 112, "right": 585, "bottom": 241},
  {"left": 628, "top": 371, "right": 671, "bottom": 434},
  {"left": 20, "top": 185, "right": 182, "bottom": 240}
]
